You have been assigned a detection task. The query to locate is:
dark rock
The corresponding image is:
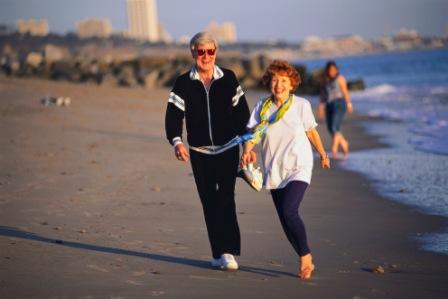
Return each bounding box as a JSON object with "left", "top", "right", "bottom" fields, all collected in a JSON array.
[
  {"left": 252, "top": 55, "right": 270, "bottom": 78},
  {"left": 117, "top": 65, "right": 137, "bottom": 87},
  {"left": 49, "top": 60, "right": 78, "bottom": 81},
  {"left": 142, "top": 69, "right": 160, "bottom": 89},
  {"left": 100, "top": 73, "right": 117, "bottom": 87},
  {"left": 240, "top": 76, "right": 260, "bottom": 89},
  {"left": 217, "top": 57, "right": 246, "bottom": 79},
  {"left": 348, "top": 79, "right": 365, "bottom": 91},
  {"left": 136, "top": 56, "right": 170, "bottom": 71}
]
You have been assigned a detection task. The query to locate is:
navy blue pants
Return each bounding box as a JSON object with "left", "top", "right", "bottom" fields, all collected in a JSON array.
[
  {"left": 270, "top": 180, "right": 311, "bottom": 257},
  {"left": 326, "top": 99, "right": 346, "bottom": 136}
]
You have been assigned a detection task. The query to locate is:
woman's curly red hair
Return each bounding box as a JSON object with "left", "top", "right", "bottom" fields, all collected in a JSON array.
[{"left": 262, "top": 60, "right": 301, "bottom": 92}]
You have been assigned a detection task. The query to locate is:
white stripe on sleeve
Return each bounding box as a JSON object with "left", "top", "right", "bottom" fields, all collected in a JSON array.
[
  {"left": 168, "top": 92, "right": 185, "bottom": 111},
  {"left": 232, "top": 85, "right": 244, "bottom": 107}
]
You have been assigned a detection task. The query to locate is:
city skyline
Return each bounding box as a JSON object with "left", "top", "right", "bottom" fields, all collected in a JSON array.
[{"left": 1, "top": 0, "right": 447, "bottom": 42}]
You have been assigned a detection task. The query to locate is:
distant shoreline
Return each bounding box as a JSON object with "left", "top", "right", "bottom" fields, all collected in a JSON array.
[{"left": 291, "top": 46, "right": 448, "bottom": 62}]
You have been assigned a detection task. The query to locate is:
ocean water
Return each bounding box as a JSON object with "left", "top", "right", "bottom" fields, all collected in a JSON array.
[{"left": 299, "top": 48, "right": 448, "bottom": 254}]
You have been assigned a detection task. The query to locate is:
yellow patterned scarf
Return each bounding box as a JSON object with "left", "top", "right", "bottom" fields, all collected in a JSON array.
[{"left": 250, "top": 94, "right": 292, "bottom": 144}]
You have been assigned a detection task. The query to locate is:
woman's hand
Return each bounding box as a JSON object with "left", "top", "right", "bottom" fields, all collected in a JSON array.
[
  {"left": 174, "top": 143, "right": 189, "bottom": 162},
  {"left": 306, "top": 128, "right": 330, "bottom": 169},
  {"left": 318, "top": 102, "right": 326, "bottom": 121},
  {"left": 320, "top": 155, "right": 330, "bottom": 169},
  {"left": 346, "top": 102, "right": 354, "bottom": 114},
  {"left": 240, "top": 151, "right": 257, "bottom": 168},
  {"left": 338, "top": 75, "right": 353, "bottom": 114}
]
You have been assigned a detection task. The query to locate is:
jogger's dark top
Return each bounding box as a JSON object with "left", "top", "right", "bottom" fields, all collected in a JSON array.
[
  {"left": 164, "top": 65, "right": 250, "bottom": 258},
  {"left": 165, "top": 66, "right": 250, "bottom": 147}
]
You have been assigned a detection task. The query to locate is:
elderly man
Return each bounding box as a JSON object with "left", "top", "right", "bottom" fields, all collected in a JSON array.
[{"left": 164, "top": 32, "right": 250, "bottom": 270}]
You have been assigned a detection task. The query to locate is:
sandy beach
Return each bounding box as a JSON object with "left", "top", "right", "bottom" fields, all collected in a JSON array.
[{"left": 1, "top": 76, "right": 447, "bottom": 298}]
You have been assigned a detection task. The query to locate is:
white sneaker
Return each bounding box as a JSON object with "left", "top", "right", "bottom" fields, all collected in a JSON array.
[
  {"left": 210, "top": 254, "right": 239, "bottom": 271},
  {"left": 220, "top": 253, "right": 239, "bottom": 271}
]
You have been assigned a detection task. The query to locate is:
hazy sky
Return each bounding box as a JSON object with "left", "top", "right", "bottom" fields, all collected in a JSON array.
[{"left": 1, "top": 0, "right": 447, "bottom": 41}]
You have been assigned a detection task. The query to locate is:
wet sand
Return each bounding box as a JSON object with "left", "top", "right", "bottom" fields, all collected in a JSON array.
[{"left": 1, "top": 76, "right": 447, "bottom": 298}]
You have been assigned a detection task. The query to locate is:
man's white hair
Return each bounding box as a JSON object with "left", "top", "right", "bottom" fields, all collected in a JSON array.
[{"left": 190, "top": 32, "right": 219, "bottom": 53}]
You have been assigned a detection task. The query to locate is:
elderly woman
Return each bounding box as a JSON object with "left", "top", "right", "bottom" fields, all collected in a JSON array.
[
  {"left": 241, "top": 60, "right": 330, "bottom": 280},
  {"left": 318, "top": 61, "right": 353, "bottom": 159},
  {"left": 164, "top": 32, "right": 250, "bottom": 271}
]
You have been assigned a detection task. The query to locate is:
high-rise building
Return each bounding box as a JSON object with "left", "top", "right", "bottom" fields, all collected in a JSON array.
[
  {"left": 76, "top": 18, "right": 112, "bottom": 39},
  {"left": 127, "top": 0, "right": 159, "bottom": 42},
  {"left": 16, "top": 19, "right": 49, "bottom": 36},
  {"left": 206, "top": 21, "right": 237, "bottom": 44}
]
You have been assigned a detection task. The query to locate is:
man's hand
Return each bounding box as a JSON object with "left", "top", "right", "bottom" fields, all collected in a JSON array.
[{"left": 174, "top": 143, "right": 189, "bottom": 162}]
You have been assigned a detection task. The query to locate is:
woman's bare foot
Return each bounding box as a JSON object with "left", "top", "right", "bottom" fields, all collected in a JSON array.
[
  {"left": 332, "top": 150, "right": 339, "bottom": 160},
  {"left": 299, "top": 254, "right": 315, "bottom": 280},
  {"left": 341, "top": 139, "right": 349, "bottom": 160},
  {"left": 332, "top": 134, "right": 341, "bottom": 160},
  {"left": 332, "top": 144, "right": 339, "bottom": 160}
]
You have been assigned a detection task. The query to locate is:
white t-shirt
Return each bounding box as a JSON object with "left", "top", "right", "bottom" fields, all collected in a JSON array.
[{"left": 247, "top": 95, "right": 318, "bottom": 189}]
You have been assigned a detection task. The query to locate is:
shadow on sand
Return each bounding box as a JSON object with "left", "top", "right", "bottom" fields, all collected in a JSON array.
[{"left": 0, "top": 226, "right": 296, "bottom": 278}]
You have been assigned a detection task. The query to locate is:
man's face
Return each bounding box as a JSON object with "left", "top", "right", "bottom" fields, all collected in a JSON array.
[{"left": 194, "top": 42, "right": 217, "bottom": 73}]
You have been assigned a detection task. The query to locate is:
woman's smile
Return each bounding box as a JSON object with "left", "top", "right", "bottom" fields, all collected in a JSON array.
[{"left": 274, "top": 88, "right": 285, "bottom": 94}]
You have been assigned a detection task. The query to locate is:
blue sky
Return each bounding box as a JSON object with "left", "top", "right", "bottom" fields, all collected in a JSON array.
[{"left": 1, "top": 0, "right": 447, "bottom": 42}]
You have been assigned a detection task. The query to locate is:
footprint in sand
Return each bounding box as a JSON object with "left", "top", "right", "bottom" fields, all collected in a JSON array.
[
  {"left": 150, "top": 290, "right": 165, "bottom": 296},
  {"left": 87, "top": 264, "right": 109, "bottom": 273},
  {"left": 126, "top": 240, "right": 143, "bottom": 246},
  {"left": 188, "top": 275, "right": 225, "bottom": 281},
  {"left": 132, "top": 270, "right": 146, "bottom": 277},
  {"left": 126, "top": 279, "right": 143, "bottom": 286},
  {"left": 268, "top": 260, "right": 285, "bottom": 267},
  {"left": 305, "top": 282, "right": 319, "bottom": 286}
]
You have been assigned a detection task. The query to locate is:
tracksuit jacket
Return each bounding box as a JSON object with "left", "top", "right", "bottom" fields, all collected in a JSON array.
[{"left": 165, "top": 65, "right": 250, "bottom": 150}]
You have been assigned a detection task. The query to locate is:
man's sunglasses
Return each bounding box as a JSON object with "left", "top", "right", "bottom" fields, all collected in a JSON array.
[{"left": 196, "top": 49, "right": 216, "bottom": 56}]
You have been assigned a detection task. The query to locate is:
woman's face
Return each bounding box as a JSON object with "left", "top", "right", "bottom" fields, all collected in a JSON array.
[
  {"left": 193, "top": 42, "right": 216, "bottom": 73},
  {"left": 270, "top": 73, "right": 293, "bottom": 99},
  {"left": 327, "top": 65, "right": 338, "bottom": 79}
]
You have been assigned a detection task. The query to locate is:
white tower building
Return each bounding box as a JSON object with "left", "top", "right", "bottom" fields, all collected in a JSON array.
[{"left": 127, "top": 0, "right": 159, "bottom": 42}]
